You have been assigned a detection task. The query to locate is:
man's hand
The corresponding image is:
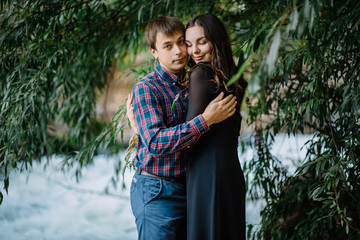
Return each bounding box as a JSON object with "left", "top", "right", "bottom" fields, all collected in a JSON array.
[
  {"left": 126, "top": 93, "right": 139, "bottom": 134},
  {"left": 202, "top": 92, "right": 237, "bottom": 127}
]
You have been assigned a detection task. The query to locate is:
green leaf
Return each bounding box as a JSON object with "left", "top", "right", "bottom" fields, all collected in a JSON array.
[
  {"left": 286, "top": 7, "right": 299, "bottom": 33},
  {"left": 247, "top": 72, "right": 261, "bottom": 95},
  {"left": 4, "top": 178, "right": 9, "bottom": 194},
  {"left": 240, "top": 92, "right": 249, "bottom": 120},
  {"left": 253, "top": 36, "right": 261, "bottom": 52},
  {"left": 171, "top": 93, "right": 180, "bottom": 114},
  {"left": 303, "top": 0, "right": 310, "bottom": 20},
  {"left": 266, "top": 31, "right": 281, "bottom": 75},
  {"left": 310, "top": 186, "right": 323, "bottom": 201},
  {"left": 227, "top": 54, "right": 253, "bottom": 87}
]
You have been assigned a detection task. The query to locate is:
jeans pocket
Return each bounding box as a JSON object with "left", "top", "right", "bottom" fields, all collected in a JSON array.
[{"left": 143, "top": 177, "right": 162, "bottom": 205}]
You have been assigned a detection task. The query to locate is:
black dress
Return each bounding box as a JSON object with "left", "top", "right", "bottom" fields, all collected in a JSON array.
[{"left": 186, "top": 64, "right": 246, "bottom": 240}]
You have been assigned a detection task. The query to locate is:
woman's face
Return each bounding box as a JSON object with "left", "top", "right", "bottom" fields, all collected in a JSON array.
[{"left": 185, "top": 25, "right": 212, "bottom": 64}]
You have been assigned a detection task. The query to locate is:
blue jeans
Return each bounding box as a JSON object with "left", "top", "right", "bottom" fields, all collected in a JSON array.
[{"left": 130, "top": 172, "right": 187, "bottom": 240}]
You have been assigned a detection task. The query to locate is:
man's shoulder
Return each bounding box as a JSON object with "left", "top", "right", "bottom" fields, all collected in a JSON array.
[
  {"left": 133, "top": 70, "right": 163, "bottom": 94},
  {"left": 134, "top": 70, "right": 163, "bottom": 88}
]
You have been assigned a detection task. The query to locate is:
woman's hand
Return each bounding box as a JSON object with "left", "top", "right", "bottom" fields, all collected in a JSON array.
[{"left": 126, "top": 93, "right": 139, "bottom": 134}]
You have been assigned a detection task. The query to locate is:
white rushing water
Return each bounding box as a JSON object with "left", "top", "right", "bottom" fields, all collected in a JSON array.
[{"left": 0, "top": 134, "right": 312, "bottom": 240}]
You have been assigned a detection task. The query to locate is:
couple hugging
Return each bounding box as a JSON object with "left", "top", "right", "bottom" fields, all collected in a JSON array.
[{"left": 126, "top": 14, "right": 247, "bottom": 240}]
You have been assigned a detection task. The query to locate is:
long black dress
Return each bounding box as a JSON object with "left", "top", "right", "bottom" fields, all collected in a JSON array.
[{"left": 186, "top": 63, "right": 246, "bottom": 240}]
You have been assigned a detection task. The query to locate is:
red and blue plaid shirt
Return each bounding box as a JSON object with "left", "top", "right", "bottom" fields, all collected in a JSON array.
[{"left": 131, "top": 64, "right": 209, "bottom": 178}]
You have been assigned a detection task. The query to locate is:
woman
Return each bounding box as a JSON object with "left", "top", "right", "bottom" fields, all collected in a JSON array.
[{"left": 181, "top": 14, "right": 247, "bottom": 240}]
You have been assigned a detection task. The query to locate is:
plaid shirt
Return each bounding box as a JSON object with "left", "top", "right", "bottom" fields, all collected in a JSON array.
[{"left": 131, "top": 64, "right": 209, "bottom": 178}]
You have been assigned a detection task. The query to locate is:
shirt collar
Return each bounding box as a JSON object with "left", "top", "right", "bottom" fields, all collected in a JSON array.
[{"left": 155, "top": 63, "right": 183, "bottom": 84}]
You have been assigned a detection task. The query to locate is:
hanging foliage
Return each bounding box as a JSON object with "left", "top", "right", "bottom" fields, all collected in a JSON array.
[
  {"left": 237, "top": 0, "right": 360, "bottom": 239},
  {"left": 1, "top": 0, "right": 359, "bottom": 238}
]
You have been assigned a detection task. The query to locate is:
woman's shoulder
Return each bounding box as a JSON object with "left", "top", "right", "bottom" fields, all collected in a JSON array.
[
  {"left": 191, "top": 62, "right": 214, "bottom": 72},
  {"left": 189, "top": 62, "right": 215, "bottom": 79}
]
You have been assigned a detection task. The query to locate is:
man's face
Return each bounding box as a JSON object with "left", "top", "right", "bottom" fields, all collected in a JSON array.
[{"left": 150, "top": 31, "right": 188, "bottom": 75}]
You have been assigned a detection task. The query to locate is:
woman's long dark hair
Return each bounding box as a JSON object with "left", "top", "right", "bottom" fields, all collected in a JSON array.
[{"left": 181, "top": 14, "right": 247, "bottom": 101}]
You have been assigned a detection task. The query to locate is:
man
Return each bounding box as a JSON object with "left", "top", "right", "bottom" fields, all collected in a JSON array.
[{"left": 127, "top": 16, "right": 237, "bottom": 240}]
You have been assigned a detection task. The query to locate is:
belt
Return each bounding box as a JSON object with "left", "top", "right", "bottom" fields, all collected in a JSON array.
[{"left": 138, "top": 170, "right": 185, "bottom": 183}]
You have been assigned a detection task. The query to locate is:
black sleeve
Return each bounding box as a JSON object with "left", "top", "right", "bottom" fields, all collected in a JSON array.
[{"left": 186, "top": 66, "right": 216, "bottom": 121}]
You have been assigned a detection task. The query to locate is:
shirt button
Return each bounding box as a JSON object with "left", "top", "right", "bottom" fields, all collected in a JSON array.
[
  {"left": 173, "top": 82, "right": 176, "bottom": 85},
  {"left": 187, "top": 146, "right": 190, "bottom": 149}
]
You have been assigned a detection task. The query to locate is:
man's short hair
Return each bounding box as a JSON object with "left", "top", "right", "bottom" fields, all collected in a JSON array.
[{"left": 145, "top": 16, "right": 185, "bottom": 50}]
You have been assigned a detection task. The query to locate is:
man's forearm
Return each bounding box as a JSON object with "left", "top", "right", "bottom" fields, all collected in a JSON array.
[{"left": 137, "top": 114, "right": 209, "bottom": 157}]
